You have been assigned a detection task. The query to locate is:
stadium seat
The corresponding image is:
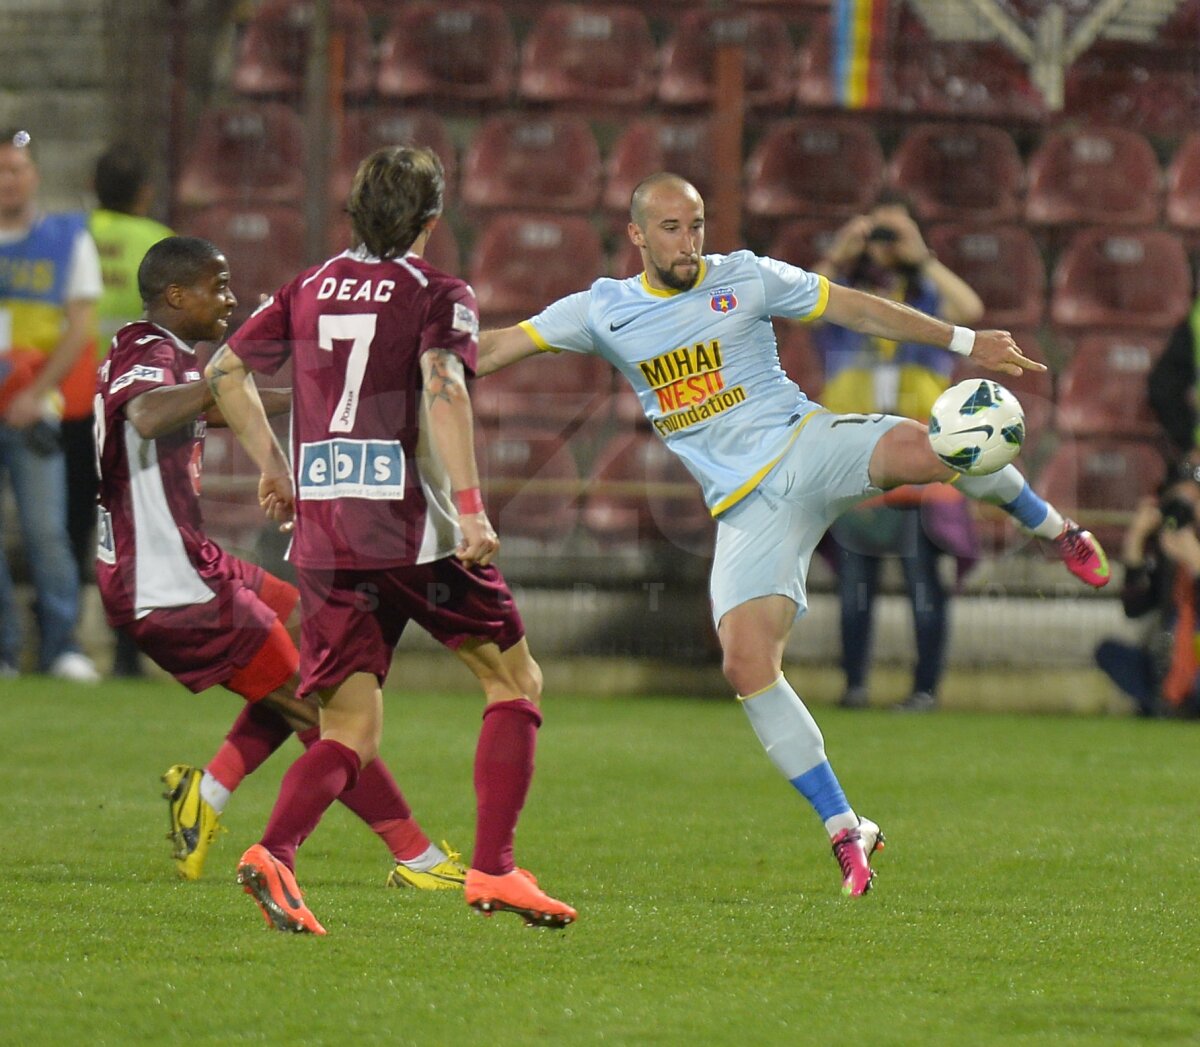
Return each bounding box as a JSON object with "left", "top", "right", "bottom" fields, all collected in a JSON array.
[
  {"left": 1056, "top": 332, "right": 1166, "bottom": 440},
  {"left": 890, "top": 36, "right": 1046, "bottom": 123},
  {"left": 1049, "top": 227, "right": 1193, "bottom": 331},
  {"left": 793, "top": 13, "right": 836, "bottom": 110},
  {"left": 925, "top": 224, "right": 1046, "bottom": 330},
  {"left": 1166, "top": 132, "right": 1200, "bottom": 234},
  {"left": 470, "top": 350, "right": 613, "bottom": 434},
  {"left": 332, "top": 110, "right": 457, "bottom": 207},
  {"left": 609, "top": 237, "right": 644, "bottom": 281},
  {"left": 582, "top": 430, "right": 713, "bottom": 556},
  {"left": 1035, "top": 438, "right": 1166, "bottom": 552},
  {"left": 518, "top": 4, "right": 657, "bottom": 109},
  {"left": 1025, "top": 127, "right": 1162, "bottom": 228},
  {"left": 657, "top": 9, "right": 796, "bottom": 111},
  {"left": 460, "top": 113, "right": 602, "bottom": 214},
  {"left": 474, "top": 423, "right": 581, "bottom": 544},
  {"left": 744, "top": 118, "right": 885, "bottom": 221},
  {"left": 602, "top": 118, "right": 717, "bottom": 217},
  {"left": 1063, "top": 43, "right": 1200, "bottom": 139},
  {"left": 468, "top": 213, "right": 605, "bottom": 323},
  {"left": 888, "top": 123, "right": 1024, "bottom": 224},
  {"left": 325, "top": 210, "right": 461, "bottom": 276},
  {"left": 952, "top": 329, "right": 1052, "bottom": 459},
  {"left": 767, "top": 218, "right": 843, "bottom": 271},
  {"left": 176, "top": 104, "right": 307, "bottom": 208},
  {"left": 232, "top": 0, "right": 374, "bottom": 100},
  {"left": 376, "top": 1, "right": 515, "bottom": 105},
  {"left": 178, "top": 205, "right": 307, "bottom": 328}
]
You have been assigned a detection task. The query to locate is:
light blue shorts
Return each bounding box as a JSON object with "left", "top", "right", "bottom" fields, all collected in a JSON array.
[{"left": 709, "top": 411, "right": 906, "bottom": 628}]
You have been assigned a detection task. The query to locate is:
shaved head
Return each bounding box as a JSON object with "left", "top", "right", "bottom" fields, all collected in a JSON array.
[{"left": 630, "top": 173, "right": 702, "bottom": 229}]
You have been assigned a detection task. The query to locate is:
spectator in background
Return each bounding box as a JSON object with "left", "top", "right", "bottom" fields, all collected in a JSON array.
[
  {"left": 1095, "top": 468, "right": 1200, "bottom": 719},
  {"left": 88, "top": 143, "right": 174, "bottom": 677},
  {"left": 1147, "top": 298, "right": 1200, "bottom": 470},
  {"left": 0, "top": 129, "right": 100, "bottom": 681},
  {"left": 811, "top": 190, "right": 985, "bottom": 713}
]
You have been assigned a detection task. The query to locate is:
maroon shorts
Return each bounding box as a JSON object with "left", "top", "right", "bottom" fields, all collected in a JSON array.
[
  {"left": 296, "top": 558, "right": 525, "bottom": 696},
  {"left": 123, "top": 555, "right": 299, "bottom": 695}
]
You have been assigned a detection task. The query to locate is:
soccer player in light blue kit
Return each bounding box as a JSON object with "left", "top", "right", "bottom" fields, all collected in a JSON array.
[{"left": 478, "top": 174, "right": 1108, "bottom": 896}]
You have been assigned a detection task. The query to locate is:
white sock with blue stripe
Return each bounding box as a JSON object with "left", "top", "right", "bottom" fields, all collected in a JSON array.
[
  {"left": 739, "top": 676, "right": 858, "bottom": 836},
  {"left": 955, "top": 464, "right": 1064, "bottom": 539}
]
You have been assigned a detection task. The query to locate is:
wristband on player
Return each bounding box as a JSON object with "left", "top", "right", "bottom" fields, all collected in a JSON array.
[
  {"left": 947, "top": 326, "right": 976, "bottom": 357},
  {"left": 454, "top": 487, "right": 485, "bottom": 515}
]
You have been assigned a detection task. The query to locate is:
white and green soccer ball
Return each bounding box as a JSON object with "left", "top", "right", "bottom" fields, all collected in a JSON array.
[{"left": 928, "top": 378, "right": 1026, "bottom": 476}]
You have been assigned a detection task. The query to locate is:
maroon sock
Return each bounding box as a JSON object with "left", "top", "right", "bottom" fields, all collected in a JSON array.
[
  {"left": 472, "top": 697, "right": 543, "bottom": 875},
  {"left": 294, "top": 728, "right": 426, "bottom": 861},
  {"left": 259, "top": 739, "right": 361, "bottom": 871},
  {"left": 205, "top": 703, "right": 292, "bottom": 792}
]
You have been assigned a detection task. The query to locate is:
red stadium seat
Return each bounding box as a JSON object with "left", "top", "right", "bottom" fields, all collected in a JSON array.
[
  {"left": 1049, "top": 228, "right": 1193, "bottom": 331},
  {"left": 518, "top": 4, "right": 657, "bottom": 109},
  {"left": 926, "top": 224, "right": 1046, "bottom": 330},
  {"left": 1064, "top": 43, "right": 1200, "bottom": 139},
  {"left": 767, "top": 218, "right": 842, "bottom": 271},
  {"left": 1167, "top": 132, "right": 1200, "bottom": 234},
  {"left": 176, "top": 104, "right": 307, "bottom": 208},
  {"left": 1056, "top": 332, "right": 1166, "bottom": 440},
  {"left": 888, "top": 123, "right": 1023, "bottom": 225},
  {"left": 609, "top": 237, "right": 644, "bottom": 281},
  {"left": 952, "top": 330, "right": 1052, "bottom": 460},
  {"left": 1025, "top": 127, "right": 1162, "bottom": 228},
  {"left": 891, "top": 37, "right": 1045, "bottom": 123},
  {"left": 178, "top": 205, "right": 308, "bottom": 328},
  {"left": 232, "top": 0, "right": 374, "bottom": 100},
  {"left": 325, "top": 211, "right": 461, "bottom": 277},
  {"left": 793, "top": 13, "right": 836, "bottom": 110},
  {"left": 602, "top": 118, "right": 717, "bottom": 217},
  {"left": 376, "top": 1, "right": 515, "bottom": 105},
  {"left": 468, "top": 213, "right": 605, "bottom": 324},
  {"left": 332, "top": 110, "right": 457, "bottom": 207},
  {"left": 657, "top": 10, "right": 796, "bottom": 111},
  {"left": 1036, "top": 438, "right": 1166, "bottom": 552},
  {"left": 470, "top": 351, "right": 613, "bottom": 433},
  {"left": 744, "top": 118, "right": 884, "bottom": 221},
  {"left": 474, "top": 423, "right": 580, "bottom": 544},
  {"left": 582, "top": 430, "right": 713, "bottom": 556},
  {"left": 460, "top": 114, "right": 602, "bottom": 214}
]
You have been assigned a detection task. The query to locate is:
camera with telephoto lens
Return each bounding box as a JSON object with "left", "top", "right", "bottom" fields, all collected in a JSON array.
[{"left": 1160, "top": 494, "right": 1195, "bottom": 531}]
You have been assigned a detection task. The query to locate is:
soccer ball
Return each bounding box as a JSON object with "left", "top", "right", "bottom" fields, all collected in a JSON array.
[{"left": 927, "top": 378, "right": 1025, "bottom": 475}]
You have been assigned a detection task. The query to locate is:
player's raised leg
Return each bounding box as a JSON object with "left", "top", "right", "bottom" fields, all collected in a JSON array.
[{"left": 868, "top": 419, "right": 1110, "bottom": 588}]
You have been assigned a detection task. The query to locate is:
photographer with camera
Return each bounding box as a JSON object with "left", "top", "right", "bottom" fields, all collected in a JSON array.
[
  {"left": 1095, "top": 470, "right": 1200, "bottom": 717},
  {"left": 811, "top": 191, "right": 984, "bottom": 712}
]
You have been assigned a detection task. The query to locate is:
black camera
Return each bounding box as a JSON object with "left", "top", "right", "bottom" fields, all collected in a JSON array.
[
  {"left": 1160, "top": 495, "right": 1195, "bottom": 531},
  {"left": 866, "top": 225, "right": 899, "bottom": 244}
]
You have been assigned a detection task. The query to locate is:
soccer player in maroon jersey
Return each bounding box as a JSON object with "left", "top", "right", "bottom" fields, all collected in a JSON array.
[
  {"left": 96, "top": 235, "right": 466, "bottom": 891},
  {"left": 206, "top": 146, "right": 575, "bottom": 933}
]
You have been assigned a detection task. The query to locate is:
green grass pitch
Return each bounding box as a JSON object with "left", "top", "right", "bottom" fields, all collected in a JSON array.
[{"left": 1, "top": 675, "right": 1198, "bottom": 1046}]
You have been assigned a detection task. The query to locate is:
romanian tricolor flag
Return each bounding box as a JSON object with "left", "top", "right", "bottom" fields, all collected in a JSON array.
[{"left": 833, "top": 0, "right": 889, "bottom": 109}]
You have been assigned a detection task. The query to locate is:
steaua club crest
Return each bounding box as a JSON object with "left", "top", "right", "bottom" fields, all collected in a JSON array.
[{"left": 709, "top": 288, "right": 738, "bottom": 314}]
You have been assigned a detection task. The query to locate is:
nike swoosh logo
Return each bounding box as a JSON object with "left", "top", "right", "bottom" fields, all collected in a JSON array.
[
  {"left": 266, "top": 854, "right": 304, "bottom": 910},
  {"left": 954, "top": 424, "right": 994, "bottom": 438},
  {"left": 609, "top": 315, "right": 643, "bottom": 332}
]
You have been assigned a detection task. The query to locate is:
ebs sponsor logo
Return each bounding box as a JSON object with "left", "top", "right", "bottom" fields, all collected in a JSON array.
[{"left": 298, "top": 439, "right": 405, "bottom": 500}]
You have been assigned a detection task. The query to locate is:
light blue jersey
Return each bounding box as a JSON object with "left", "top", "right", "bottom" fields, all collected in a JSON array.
[{"left": 521, "top": 250, "right": 830, "bottom": 515}]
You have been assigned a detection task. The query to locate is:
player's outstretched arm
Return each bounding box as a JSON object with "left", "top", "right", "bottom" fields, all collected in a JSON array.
[
  {"left": 477, "top": 325, "right": 540, "bottom": 377},
  {"left": 420, "top": 347, "right": 499, "bottom": 567},
  {"left": 205, "top": 344, "right": 294, "bottom": 525},
  {"left": 822, "top": 283, "right": 1045, "bottom": 378}
]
